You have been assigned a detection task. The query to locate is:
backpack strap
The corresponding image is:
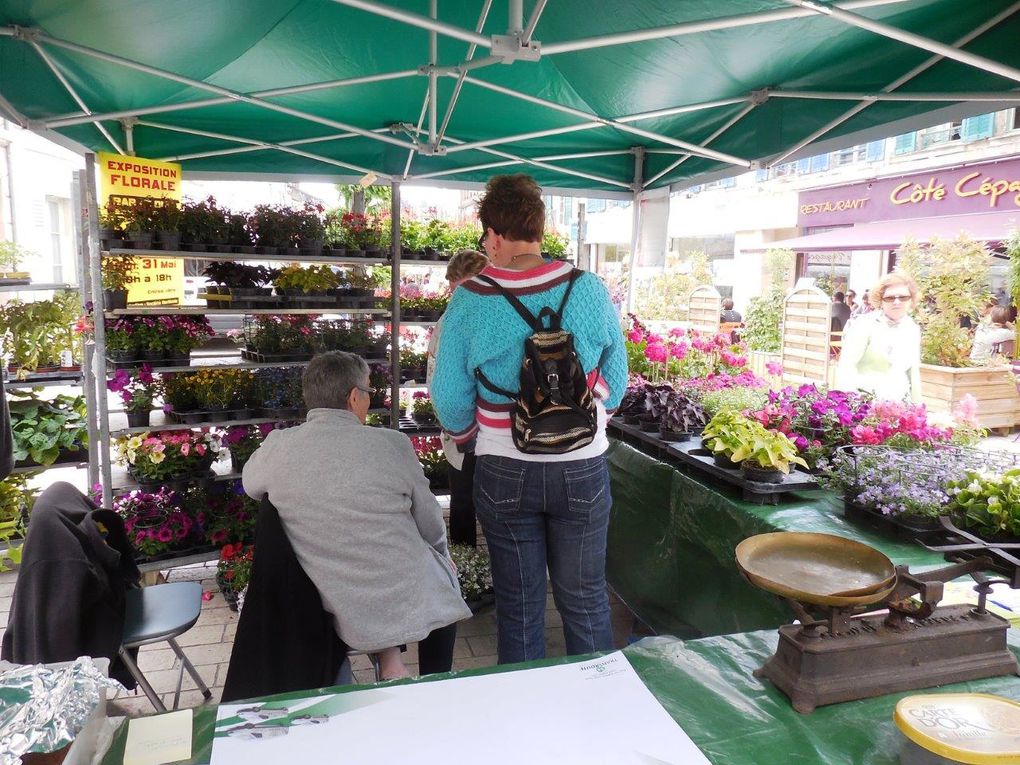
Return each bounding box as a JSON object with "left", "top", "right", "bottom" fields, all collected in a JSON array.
[
  {"left": 475, "top": 368, "right": 516, "bottom": 400},
  {"left": 537, "top": 268, "right": 582, "bottom": 330},
  {"left": 475, "top": 275, "right": 541, "bottom": 331}
]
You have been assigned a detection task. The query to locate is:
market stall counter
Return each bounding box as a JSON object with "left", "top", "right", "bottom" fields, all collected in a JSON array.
[
  {"left": 98, "top": 632, "right": 1020, "bottom": 765},
  {"left": 605, "top": 440, "right": 951, "bottom": 638}
]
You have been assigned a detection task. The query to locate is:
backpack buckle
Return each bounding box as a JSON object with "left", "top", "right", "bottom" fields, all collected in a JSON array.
[{"left": 546, "top": 372, "right": 559, "bottom": 387}]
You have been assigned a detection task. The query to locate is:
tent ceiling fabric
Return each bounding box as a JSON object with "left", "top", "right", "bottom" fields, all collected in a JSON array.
[{"left": 2, "top": 0, "right": 1020, "bottom": 193}]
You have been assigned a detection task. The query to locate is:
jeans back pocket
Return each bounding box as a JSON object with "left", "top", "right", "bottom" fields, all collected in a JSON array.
[
  {"left": 562, "top": 459, "right": 609, "bottom": 516},
  {"left": 475, "top": 458, "right": 526, "bottom": 517}
]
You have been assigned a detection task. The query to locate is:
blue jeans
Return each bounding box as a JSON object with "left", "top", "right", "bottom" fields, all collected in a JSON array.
[{"left": 473, "top": 454, "right": 614, "bottom": 664}]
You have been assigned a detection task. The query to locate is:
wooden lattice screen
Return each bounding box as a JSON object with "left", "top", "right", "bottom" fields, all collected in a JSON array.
[
  {"left": 687, "top": 285, "right": 721, "bottom": 335},
  {"left": 780, "top": 286, "right": 832, "bottom": 386}
]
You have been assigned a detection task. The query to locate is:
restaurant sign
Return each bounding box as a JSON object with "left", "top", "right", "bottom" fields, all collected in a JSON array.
[{"left": 797, "top": 156, "right": 1020, "bottom": 228}]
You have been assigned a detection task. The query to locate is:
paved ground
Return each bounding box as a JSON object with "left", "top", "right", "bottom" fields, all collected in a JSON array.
[{"left": 0, "top": 550, "right": 636, "bottom": 718}]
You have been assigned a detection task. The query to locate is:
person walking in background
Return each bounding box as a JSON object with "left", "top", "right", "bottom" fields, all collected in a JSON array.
[
  {"left": 830, "top": 291, "right": 851, "bottom": 332},
  {"left": 852, "top": 290, "right": 873, "bottom": 318},
  {"left": 719, "top": 298, "right": 742, "bottom": 323},
  {"left": 432, "top": 173, "right": 627, "bottom": 665},
  {"left": 426, "top": 249, "right": 488, "bottom": 547},
  {"left": 845, "top": 290, "right": 858, "bottom": 314},
  {"left": 837, "top": 273, "right": 922, "bottom": 403},
  {"left": 970, "top": 306, "right": 1014, "bottom": 363}
]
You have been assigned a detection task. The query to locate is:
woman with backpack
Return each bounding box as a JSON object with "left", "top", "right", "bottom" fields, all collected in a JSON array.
[{"left": 431, "top": 174, "right": 628, "bottom": 664}]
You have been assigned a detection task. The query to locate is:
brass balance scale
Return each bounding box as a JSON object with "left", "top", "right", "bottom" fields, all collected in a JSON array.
[{"left": 736, "top": 531, "right": 1020, "bottom": 714}]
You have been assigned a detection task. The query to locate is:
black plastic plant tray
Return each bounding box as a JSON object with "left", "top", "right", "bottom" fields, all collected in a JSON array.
[
  {"left": 399, "top": 415, "right": 440, "bottom": 434},
  {"left": 666, "top": 440, "right": 818, "bottom": 505},
  {"left": 607, "top": 417, "right": 683, "bottom": 460},
  {"left": 842, "top": 500, "right": 945, "bottom": 544}
]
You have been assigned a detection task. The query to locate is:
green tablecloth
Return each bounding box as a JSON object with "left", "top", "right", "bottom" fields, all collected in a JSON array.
[
  {"left": 100, "top": 630, "right": 1020, "bottom": 765},
  {"left": 606, "top": 440, "right": 952, "bottom": 637}
]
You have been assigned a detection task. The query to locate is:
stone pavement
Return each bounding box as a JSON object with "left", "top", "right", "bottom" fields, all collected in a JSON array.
[{"left": 0, "top": 562, "right": 636, "bottom": 718}]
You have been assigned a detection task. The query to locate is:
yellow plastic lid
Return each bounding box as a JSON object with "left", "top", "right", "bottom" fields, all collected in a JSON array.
[{"left": 895, "top": 693, "right": 1020, "bottom": 764}]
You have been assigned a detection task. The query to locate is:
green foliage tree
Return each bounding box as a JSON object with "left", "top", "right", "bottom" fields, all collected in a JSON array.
[
  {"left": 335, "top": 184, "right": 392, "bottom": 213},
  {"left": 743, "top": 248, "right": 794, "bottom": 353},
  {"left": 898, "top": 235, "right": 991, "bottom": 367},
  {"left": 633, "top": 250, "right": 712, "bottom": 321}
]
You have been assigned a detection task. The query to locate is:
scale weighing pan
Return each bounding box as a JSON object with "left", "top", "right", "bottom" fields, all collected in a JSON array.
[{"left": 736, "top": 532, "right": 897, "bottom": 607}]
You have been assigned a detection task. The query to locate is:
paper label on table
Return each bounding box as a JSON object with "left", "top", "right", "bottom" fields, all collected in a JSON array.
[
  {"left": 124, "top": 708, "right": 193, "bottom": 765},
  {"left": 210, "top": 651, "right": 709, "bottom": 765}
]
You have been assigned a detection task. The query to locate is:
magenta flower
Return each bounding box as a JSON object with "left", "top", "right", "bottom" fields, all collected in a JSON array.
[{"left": 644, "top": 343, "right": 667, "bottom": 363}]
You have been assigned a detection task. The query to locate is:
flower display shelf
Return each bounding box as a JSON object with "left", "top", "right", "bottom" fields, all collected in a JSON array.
[
  {"left": 111, "top": 414, "right": 299, "bottom": 437},
  {"left": 665, "top": 440, "right": 818, "bottom": 505},
  {"left": 108, "top": 247, "right": 389, "bottom": 266},
  {"left": 106, "top": 355, "right": 192, "bottom": 370},
  {"left": 398, "top": 415, "right": 440, "bottom": 435},
  {"left": 105, "top": 306, "right": 390, "bottom": 316}
]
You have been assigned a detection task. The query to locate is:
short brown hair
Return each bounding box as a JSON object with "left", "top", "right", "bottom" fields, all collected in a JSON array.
[
  {"left": 476, "top": 174, "right": 545, "bottom": 243},
  {"left": 991, "top": 305, "right": 1011, "bottom": 325},
  {"left": 722, "top": 298, "right": 734, "bottom": 310},
  {"left": 446, "top": 249, "right": 488, "bottom": 283},
  {"left": 869, "top": 272, "right": 919, "bottom": 309}
]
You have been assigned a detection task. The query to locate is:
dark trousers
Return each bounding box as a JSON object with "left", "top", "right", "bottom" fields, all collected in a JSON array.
[
  {"left": 447, "top": 452, "right": 477, "bottom": 547},
  {"left": 418, "top": 622, "right": 458, "bottom": 675}
]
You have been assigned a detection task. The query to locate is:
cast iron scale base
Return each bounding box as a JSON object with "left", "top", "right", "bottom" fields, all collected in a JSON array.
[{"left": 738, "top": 533, "right": 1020, "bottom": 714}]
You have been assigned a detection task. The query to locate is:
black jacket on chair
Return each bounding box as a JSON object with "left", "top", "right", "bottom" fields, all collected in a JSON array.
[
  {"left": 1, "top": 482, "right": 140, "bottom": 686},
  {"left": 221, "top": 498, "right": 347, "bottom": 702}
]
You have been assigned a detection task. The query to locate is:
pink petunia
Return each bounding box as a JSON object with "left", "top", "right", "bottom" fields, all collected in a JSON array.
[
  {"left": 766, "top": 361, "right": 784, "bottom": 376},
  {"left": 195, "top": 443, "right": 207, "bottom": 456},
  {"left": 180, "top": 442, "right": 190, "bottom": 456}
]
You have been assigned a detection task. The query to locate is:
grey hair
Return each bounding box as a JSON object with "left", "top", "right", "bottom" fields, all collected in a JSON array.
[{"left": 303, "top": 351, "right": 370, "bottom": 410}]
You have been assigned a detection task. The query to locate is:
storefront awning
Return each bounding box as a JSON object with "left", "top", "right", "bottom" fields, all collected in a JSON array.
[{"left": 750, "top": 210, "right": 1020, "bottom": 252}]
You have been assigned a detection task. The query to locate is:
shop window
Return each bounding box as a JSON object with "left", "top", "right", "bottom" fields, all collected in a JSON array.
[
  {"left": 865, "top": 140, "right": 885, "bottom": 162},
  {"left": 755, "top": 168, "right": 769, "bottom": 182},
  {"left": 586, "top": 198, "right": 607, "bottom": 213},
  {"left": 961, "top": 113, "right": 995, "bottom": 141},
  {"left": 795, "top": 157, "right": 811, "bottom": 174},
  {"left": 893, "top": 132, "right": 917, "bottom": 155},
  {"left": 771, "top": 162, "right": 796, "bottom": 178},
  {"left": 918, "top": 122, "right": 961, "bottom": 149},
  {"left": 810, "top": 153, "right": 830, "bottom": 172}
]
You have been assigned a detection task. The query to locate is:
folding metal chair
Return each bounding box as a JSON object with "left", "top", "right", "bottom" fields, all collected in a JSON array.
[{"left": 118, "top": 581, "right": 213, "bottom": 712}]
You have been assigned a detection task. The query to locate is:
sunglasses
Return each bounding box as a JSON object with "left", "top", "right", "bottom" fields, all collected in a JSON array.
[{"left": 882, "top": 294, "right": 911, "bottom": 304}]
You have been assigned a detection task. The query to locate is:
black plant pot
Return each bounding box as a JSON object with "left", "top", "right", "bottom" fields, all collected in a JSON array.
[
  {"left": 139, "top": 348, "right": 164, "bottom": 362},
  {"left": 741, "top": 463, "right": 785, "bottom": 484},
  {"left": 230, "top": 452, "right": 250, "bottom": 474},
  {"left": 638, "top": 416, "right": 659, "bottom": 433},
  {"left": 126, "top": 409, "right": 151, "bottom": 428},
  {"left": 622, "top": 414, "right": 640, "bottom": 425},
  {"left": 414, "top": 412, "right": 437, "bottom": 425},
  {"left": 164, "top": 351, "right": 191, "bottom": 367},
  {"left": 659, "top": 428, "right": 691, "bottom": 443},
  {"left": 156, "top": 230, "right": 181, "bottom": 251},
  {"left": 104, "top": 289, "right": 128, "bottom": 310},
  {"left": 108, "top": 348, "right": 137, "bottom": 364},
  {"left": 126, "top": 231, "right": 153, "bottom": 249},
  {"left": 713, "top": 452, "right": 741, "bottom": 470}
]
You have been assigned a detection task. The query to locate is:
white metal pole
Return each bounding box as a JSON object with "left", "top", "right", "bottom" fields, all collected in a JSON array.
[
  {"left": 508, "top": 0, "right": 523, "bottom": 35},
  {"left": 785, "top": 0, "right": 1020, "bottom": 85},
  {"left": 390, "top": 180, "right": 401, "bottom": 431},
  {"left": 73, "top": 169, "right": 100, "bottom": 491},
  {"left": 328, "top": 0, "right": 490, "bottom": 47},
  {"left": 84, "top": 154, "right": 112, "bottom": 508},
  {"left": 429, "top": 0, "right": 438, "bottom": 146},
  {"left": 45, "top": 69, "right": 420, "bottom": 128},
  {"left": 28, "top": 40, "right": 126, "bottom": 155},
  {"left": 541, "top": 0, "right": 912, "bottom": 55},
  {"left": 769, "top": 89, "right": 1020, "bottom": 102},
  {"left": 122, "top": 120, "right": 135, "bottom": 156},
  {"left": 34, "top": 33, "right": 418, "bottom": 150},
  {"left": 768, "top": 1, "right": 1020, "bottom": 167},
  {"left": 436, "top": 0, "right": 494, "bottom": 145},
  {"left": 161, "top": 129, "right": 371, "bottom": 163},
  {"left": 625, "top": 148, "right": 644, "bottom": 316},
  {"left": 522, "top": 0, "right": 547, "bottom": 44}
]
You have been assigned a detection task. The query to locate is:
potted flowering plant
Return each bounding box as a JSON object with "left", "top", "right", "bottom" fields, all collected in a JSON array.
[
  {"left": 108, "top": 364, "right": 162, "bottom": 428},
  {"left": 369, "top": 363, "right": 391, "bottom": 409},
  {"left": 151, "top": 199, "right": 183, "bottom": 251},
  {"left": 639, "top": 383, "right": 672, "bottom": 431},
  {"left": 617, "top": 380, "right": 649, "bottom": 425},
  {"left": 339, "top": 212, "right": 386, "bottom": 255},
  {"left": 113, "top": 488, "right": 199, "bottom": 559},
  {"left": 164, "top": 315, "right": 214, "bottom": 363},
  {"left": 449, "top": 544, "right": 494, "bottom": 607},
  {"left": 180, "top": 196, "right": 231, "bottom": 250},
  {"left": 411, "top": 391, "right": 436, "bottom": 424},
  {"left": 294, "top": 202, "right": 326, "bottom": 253},
  {"left": 247, "top": 204, "right": 298, "bottom": 252},
  {"left": 130, "top": 315, "right": 176, "bottom": 361},
  {"left": 189, "top": 481, "right": 258, "bottom": 547},
  {"left": 255, "top": 367, "right": 304, "bottom": 418},
  {"left": 104, "top": 317, "right": 137, "bottom": 364},
  {"left": 101, "top": 254, "right": 135, "bottom": 310},
  {"left": 217, "top": 542, "right": 254, "bottom": 610},
  {"left": 115, "top": 429, "right": 222, "bottom": 491},
  {"left": 412, "top": 435, "right": 448, "bottom": 488},
  {"left": 273, "top": 263, "right": 341, "bottom": 297},
  {"left": 223, "top": 423, "right": 276, "bottom": 472}
]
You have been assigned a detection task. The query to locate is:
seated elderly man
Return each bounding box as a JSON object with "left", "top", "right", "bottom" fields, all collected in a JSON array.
[{"left": 242, "top": 351, "right": 470, "bottom": 679}]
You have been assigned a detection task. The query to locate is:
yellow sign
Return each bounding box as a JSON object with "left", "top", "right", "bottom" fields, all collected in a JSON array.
[{"left": 98, "top": 152, "right": 184, "bottom": 305}]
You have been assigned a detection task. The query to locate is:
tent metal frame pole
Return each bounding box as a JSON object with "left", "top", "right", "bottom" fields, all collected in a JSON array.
[
  {"left": 643, "top": 101, "right": 758, "bottom": 188},
  {"left": 522, "top": 0, "right": 547, "bottom": 44},
  {"left": 72, "top": 169, "right": 100, "bottom": 491},
  {"left": 31, "top": 32, "right": 418, "bottom": 151},
  {"left": 122, "top": 121, "right": 135, "bottom": 155},
  {"left": 436, "top": 0, "right": 494, "bottom": 146},
  {"left": 84, "top": 154, "right": 112, "bottom": 509},
  {"left": 137, "top": 120, "right": 393, "bottom": 179},
  {"left": 163, "top": 129, "right": 373, "bottom": 162},
  {"left": 769, "top": 90, "right": 1020, "bottom": 102},
  {"left": 508, "top": 0, "right": 523, "bottom": 34},
  {"left": 625, "top": 148, "right": 645, "bottom": 316},
  {"left": 540, "top": 0, "right": 910, "bottom": 55},
  {"left": 329, "top": 0, "right": 490, "bottom": 47},
  {"left": 413, "top": 148, "right": 632, "bottom": 180},
  {"left": 44, "top": 69, "right": 420, "bottom": 128},
  {"left": 785, "top": 0, "right": 1020, "bottom": 85},
  {"left": 769, "top": 2, "right": 1020, "bottom": 167},
  {"left": 27, "top": 39, "right": 126, "bottom": 155},
  {"left": 428, "top": 0, "right": 439, "bottom": 146},
  {"left": 459, "top": 75, "right": 753, "bottom": 167},
  {"left": 403, "top": 93, "right": 432, "bottom": 179},
  {"left": 390, "top": 180, "right": 402, "bottom": 432}
]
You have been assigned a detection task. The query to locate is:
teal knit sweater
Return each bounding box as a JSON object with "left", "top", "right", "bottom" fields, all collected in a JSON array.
[{"left": 431, "top": 261, "right": 627, "bottom": 445}]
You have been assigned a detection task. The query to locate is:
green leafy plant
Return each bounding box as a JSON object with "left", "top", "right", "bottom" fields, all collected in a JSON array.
[
  {"left": 699, "top": 386, "right": 769, "bottom": 419},
  {"left": 248, "top": 204, "right": 299, "bottom": 248},
  {"left": 202, "top": 261, "right": 276, "bottom": 289},
  {"left": 8, "top": 389, "right": 88, "bottom": 465},
  {"left": 273, "top": 264, "right": 341, "bottom": 292},
  {"left": 0, "top": 240, "right": 32, "bottom": 273},
  {"left": 743, "top": 248, "right": 793, "bottom": 353},
  {"left": 101, "top": 254, "right": 136, "bottom": 291},
  {"left": 898, "top": 236, "right": 991, "bottom": 367},
  {"left": 702, "top": 410, "right": 806, "bottom": 473},
  {"left": 0, "top": 292, "right": 80, "bottom": 375},
  {"left": 947, "top": 468, "right": 1020, "bottom": 538},
  {"left": 150, "top": 198, "right": 183, "bottom": 232},
  {"left": 542, "top": 230, "right": 569, "bottom": 259},
  {"left": 0, "top": 475, "right": 36, "bottom": 571},
  {"left": 124, "top": 197, "right": 161, "bottom": 233},
  {"left": 181, "top": 197, "right": 231, "bottom": 243}
]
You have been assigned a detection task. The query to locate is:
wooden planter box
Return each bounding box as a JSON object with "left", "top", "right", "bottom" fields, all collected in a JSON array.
[{"left": 920, "top": 363, "right": 1018, "bottom": 430}]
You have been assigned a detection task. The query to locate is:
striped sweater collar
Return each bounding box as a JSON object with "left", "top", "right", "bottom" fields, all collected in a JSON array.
[{"left": 462, "top": 260, "right": 574, "bottom": 295}]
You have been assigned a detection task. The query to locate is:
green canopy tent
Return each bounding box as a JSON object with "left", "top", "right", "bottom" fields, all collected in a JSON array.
[{"left": 2, "top": 0, "right": 1020, "bottom": 194}]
